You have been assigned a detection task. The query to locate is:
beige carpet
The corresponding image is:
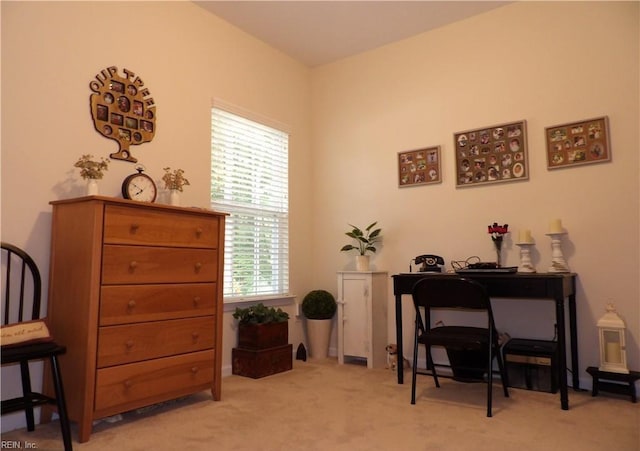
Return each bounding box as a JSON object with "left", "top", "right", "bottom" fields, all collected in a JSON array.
[{"left": 2, "top": 358, "right": 639, "bottom": 450}]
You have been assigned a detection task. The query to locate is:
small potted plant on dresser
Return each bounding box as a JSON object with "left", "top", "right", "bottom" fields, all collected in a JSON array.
[
  {"left": 302, "top": 290, "right": 337, "bottom": 359},
  {"left": 231, "top": 303, "right": 292, "bottom": 378}
]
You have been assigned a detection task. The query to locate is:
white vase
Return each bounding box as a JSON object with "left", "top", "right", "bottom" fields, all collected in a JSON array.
[
  {"left": 86, "top": 179, "right": 99, "bottom": 196},
  {"left": 169, "top": 189, "right": 180, "bottom": 206},
  {"left": 306, "top": 319, "right": 332, "bottom": 359},
  {"left": 356, "top": 255, "right": 370, "bottom": 271}
]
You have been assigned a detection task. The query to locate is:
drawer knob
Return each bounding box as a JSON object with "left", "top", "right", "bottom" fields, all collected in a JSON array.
[
  {"left": 130, "top": 224, "right": 140, "bottom": 233},
  {"left": 124, "top": 380, "right": 133, "bottom": 389},
  {"left": 194, "top": 262, "right": 202, "bottom": 272},
  {"left": 127, "top": 300, "right": 136, "bottom": 309},
  {"left": 125, "top": 340, "right": 134, "bottom": 349},
  {"left": 193, "top": 296, "right": 201, "bottom": 306},
  {"left": 191, "top": 367, "right": 199, "bottom": 374},
  {"left": 129, "top": 261, "right": 138, "bottom": 270},
  {"left": 195, "top": 228, "right": 203, "bottom": 237},
  {"left": 192, "top": 332, "right": 200, "bottom": 340}
]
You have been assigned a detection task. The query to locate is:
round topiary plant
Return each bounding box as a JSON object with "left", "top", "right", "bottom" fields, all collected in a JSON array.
[{"left": 301, "top": 290, "right": 337, "bottom": 320}]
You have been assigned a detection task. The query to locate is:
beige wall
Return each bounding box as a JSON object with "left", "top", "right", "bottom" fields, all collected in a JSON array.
[
  {"left": 1, "top": 0, "right": 638, "bottom": 433},
  {"left": 1, "top": 0, "right": 312, "bottom": 431},
  {"left": 311, "top": 0, "right": 639, "bottom": 385}
]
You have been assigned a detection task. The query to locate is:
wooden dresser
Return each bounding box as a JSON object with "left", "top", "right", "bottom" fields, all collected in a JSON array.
[{"left": 42, "top": 196, "right": 226, "bottom": 442}]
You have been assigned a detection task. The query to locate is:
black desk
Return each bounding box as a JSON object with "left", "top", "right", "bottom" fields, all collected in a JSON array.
[{"left": 392, "top": 272, "right": 578, "bottom": 410}]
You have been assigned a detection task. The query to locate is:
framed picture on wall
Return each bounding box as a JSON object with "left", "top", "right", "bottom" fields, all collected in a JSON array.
[
  {"left": 398, "top": 146, "right": 441, "bottom": 187},
  {"left": 454, "top": 120, "right": 528, "bottom": 188},
  {"left": 545, "top": 116, "right": 611, "bottom": 169}
]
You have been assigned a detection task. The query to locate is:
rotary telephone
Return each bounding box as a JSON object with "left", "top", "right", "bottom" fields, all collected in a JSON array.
[{"left": 413, "top": 254, "right": 445, "bottom": 273}]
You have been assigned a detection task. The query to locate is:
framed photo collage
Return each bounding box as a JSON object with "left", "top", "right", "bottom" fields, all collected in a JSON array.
[
  {"left": 545, "top": 117, "right": 610, "bottom": 169},
  {"left": 397, "top": 116, "right": 610, "bottom": 188},
  {"left": 398, "top": 146, "right": 441, "bottom": 188}
]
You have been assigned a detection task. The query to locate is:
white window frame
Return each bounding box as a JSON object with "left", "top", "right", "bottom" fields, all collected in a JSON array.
[{"left": 211, "top": 99, "right": 291, "bottom": 305}]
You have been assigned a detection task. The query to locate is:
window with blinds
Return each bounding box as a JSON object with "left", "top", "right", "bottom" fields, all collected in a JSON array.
[{"left": 211, "top": 104, "right": 290, "bottom": 302}]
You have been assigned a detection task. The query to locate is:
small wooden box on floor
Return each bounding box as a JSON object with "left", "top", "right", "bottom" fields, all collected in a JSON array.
[{"left": 232, "top": 344, "right": 293, "bottom": 379}]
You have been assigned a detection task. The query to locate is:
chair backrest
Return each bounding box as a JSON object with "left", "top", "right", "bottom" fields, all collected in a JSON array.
[
  {"left": 412, "top": 276, "right": 496, "bottom": 325},
  {"left": 1, "top": 242, "right": 42, "bottom": 325}
]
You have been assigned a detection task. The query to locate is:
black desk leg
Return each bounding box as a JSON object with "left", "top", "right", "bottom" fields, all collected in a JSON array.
[
  {"left": 569, "top": 290, "right": 580, "bottom": 390},
  {"left": 395, "top": 293, "right": 404, "bottom": 384},
  {"left": 556, "top": 295, "right": 569, "bottom": 410}
]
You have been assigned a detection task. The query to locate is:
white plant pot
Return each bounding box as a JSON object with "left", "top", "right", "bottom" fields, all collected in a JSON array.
[
  {"left": 356, "top": 255, "right": 370, "bottom": 271},
  {"left": 86, "top": 179, "right": 99, "bottom": 196},
  {"left": 169, "top": 189, "right": 181, "bottom": 206},
  {"left": 306, "top": 319, "right": 332, "bottom": 359}
]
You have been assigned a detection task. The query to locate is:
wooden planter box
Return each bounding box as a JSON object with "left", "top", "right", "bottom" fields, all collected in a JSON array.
[
  {"left": 234, "top": 321, "right": 291, "bottom": 379},
  {"left": 232, "top": 344, "right": 293, "bottom": 379},
  {"left": 238, "top": 321, "right": 288, "bottom": 350}
]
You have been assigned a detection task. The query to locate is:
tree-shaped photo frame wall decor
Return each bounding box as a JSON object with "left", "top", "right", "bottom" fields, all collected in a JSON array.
[{"left": 89, "top": 66, "right": 157, "bottom": 163}]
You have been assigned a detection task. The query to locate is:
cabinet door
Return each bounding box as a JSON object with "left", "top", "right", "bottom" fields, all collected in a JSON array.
[{"left": 342, "top": 277, "right": 369, "bottom": 357}]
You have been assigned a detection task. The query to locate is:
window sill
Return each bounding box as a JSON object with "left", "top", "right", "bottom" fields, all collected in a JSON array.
[{"left": 223, "top": 295, "right": 296, "bottom": 313}]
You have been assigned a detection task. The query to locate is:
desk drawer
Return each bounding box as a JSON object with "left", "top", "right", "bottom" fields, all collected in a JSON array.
[
  {"left": 97, "top": 316, "right": 215, "bottom": 367},
  {"left": 102, "top": 245, "right": 217, "bottom": 284},
  {"left": 94, "top": 350, "right": 214, "bottom": 417},
  {"left": 100, "top": 283, "right": 216, "bottom": 325},
  {"left": 104, "top": 205, "right": 219, "bottom": 248},
  {"left": 480, "top": 278, "right": 549, "bottom": 298}
]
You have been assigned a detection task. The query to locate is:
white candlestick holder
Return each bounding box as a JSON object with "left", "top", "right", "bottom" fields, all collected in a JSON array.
[
  {"left": 516, "top": 242, "right": 536, "bottom": 273},
  {"left": 546, "top": 232, "right": 570, "bottom": 273}
]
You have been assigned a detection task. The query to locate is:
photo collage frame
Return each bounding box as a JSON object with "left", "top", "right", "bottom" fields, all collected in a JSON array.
[
  {"left": 454, "top": 120, "right": 528, "bottom": 188},
  {"left": 545, "top": 116, "right": 610, "bottom": 169},
  {"left": 398, "top": 116, "right": 611, "bottom": 189},
  {"left": 398, "top": 146, "right": 441, "bottom": 187}
]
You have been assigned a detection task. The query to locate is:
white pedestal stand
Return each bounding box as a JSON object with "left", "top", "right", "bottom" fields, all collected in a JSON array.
[
  {"left": 546, "top": 232, "right": 570, "bottom": 273},
  {"left": 516, "top": 242, "right": 536, "bottom": 273}
]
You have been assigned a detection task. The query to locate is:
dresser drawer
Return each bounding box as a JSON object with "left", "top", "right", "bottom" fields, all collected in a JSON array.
[
  {"left": 97, "top": 316, "right": 215, "bottom": 367},
  {"left": 94, "top": 350, "right": 214, "bottom": 417},
  {"left": 103, "top": 205, "right": 219, "bottom": 248},
  {"left": 102, "top": 245, "right": 217, "bottom": 284},
  {"left": 100, "top": 283, "right": 216, "bottom": 325}
]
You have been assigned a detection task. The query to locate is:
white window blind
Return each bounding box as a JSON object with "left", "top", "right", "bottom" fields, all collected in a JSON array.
[{"left": 211, "top": 104, "right": 289, "bottom": 301}]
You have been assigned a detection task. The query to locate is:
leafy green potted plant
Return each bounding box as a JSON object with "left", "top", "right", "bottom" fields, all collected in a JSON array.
[
  {"left": 301, "top": 290, "right": 337, "bottom": 359},
  {"left": 232, "top": 303, "right": 290, "bottom": 350},
  {"left": 340, "top": 222, "right": 382, "bottom": 271}
]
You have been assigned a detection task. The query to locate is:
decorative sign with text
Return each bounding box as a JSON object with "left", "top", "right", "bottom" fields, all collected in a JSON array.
[{"left": 89, "top": 66, "right": 157, "bottom": 163}]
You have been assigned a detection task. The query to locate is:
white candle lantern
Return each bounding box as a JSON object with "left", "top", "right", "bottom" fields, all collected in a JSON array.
[{"left": 597, "top": 303, "right": 629, "bottom": 374}]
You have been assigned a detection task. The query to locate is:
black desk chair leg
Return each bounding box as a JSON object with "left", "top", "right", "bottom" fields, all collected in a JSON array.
[
  {"left": 411, "top": 320, "right": 419, "bottom": 405},
  {"left": 497, "top": 349, "right": 509, "bottom": 397},
  {"left": 487, "top": 346, "right": 493, "bottom": 417}
]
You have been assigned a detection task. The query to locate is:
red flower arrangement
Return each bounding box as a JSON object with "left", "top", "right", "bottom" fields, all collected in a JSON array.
[
  {"left": 488, "top": 223, "right": 509, "bottom": 240},
  {"left": 488, "top": 222, "right": 509, "bottom": 266}
]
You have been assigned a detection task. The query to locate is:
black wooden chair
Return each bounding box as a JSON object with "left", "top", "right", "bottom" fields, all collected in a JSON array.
[
  {"left": 1, "top": 242, "right": 72, "bottom": 450},
  {"left": 410, "top": 276, "right": 509, "bottom": 417}
]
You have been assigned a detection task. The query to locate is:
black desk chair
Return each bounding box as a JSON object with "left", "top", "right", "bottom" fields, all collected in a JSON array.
[
  {"left": 1, "top": 242, "right": 72, "bottom": 450},
  {"left": 410, "top": 276, "right": 509, "bottom": 417}
]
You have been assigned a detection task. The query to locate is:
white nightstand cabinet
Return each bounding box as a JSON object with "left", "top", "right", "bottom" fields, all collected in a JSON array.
[{"left": 337, "top": 271, "right": 388, "bottom": 369}]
